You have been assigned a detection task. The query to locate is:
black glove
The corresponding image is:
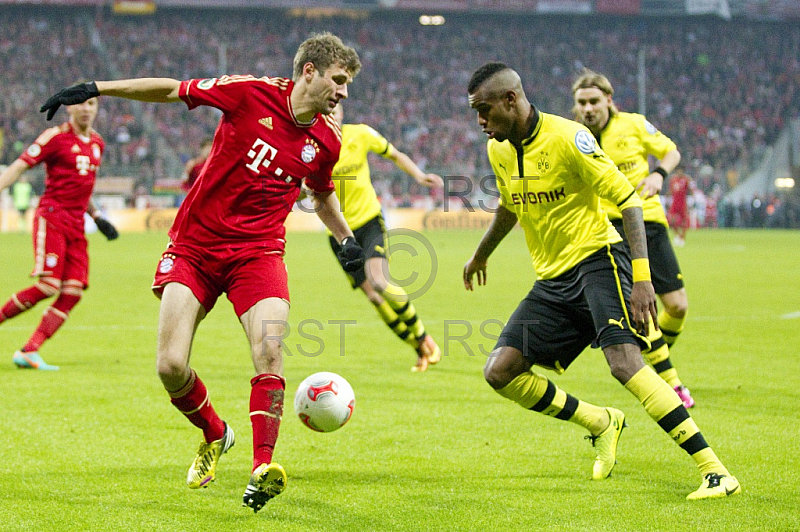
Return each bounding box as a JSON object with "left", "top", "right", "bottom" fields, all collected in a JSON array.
[
  {"left": 337, "top": 236, "right": 364, "bottom": 273},
  {"left": 40, "top": 81, "right": 100, "bottom": 121},
  {"left": 95, "top": 216, "right": 119, "bottom": 241}
]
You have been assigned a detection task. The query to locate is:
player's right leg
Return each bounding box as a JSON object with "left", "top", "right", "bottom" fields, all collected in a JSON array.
[
  {"left": 1, "top": 277, "right": 60, "bottom": 325},
  {"left": 157, "top": 282, "right": 231, "bottom": 489},
  {"left": 484, "top": 345, "right": 625, "bottom": 480},
  {"left": 644, "top": 223, "right": 693, "bottom": 407},
  {"left": 364, "top": 256, "right": 440, "bottom": 372},
  {"left": 239, "top": 296, "right": 290, "bottom": 512}
]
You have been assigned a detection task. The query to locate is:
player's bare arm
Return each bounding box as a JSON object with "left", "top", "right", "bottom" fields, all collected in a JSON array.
[
  {"left": 464, "top": 206, "right": 518, "bottom": 291},
  {"left": 313, "top": 190, "right": 355, "bottom": 243},
  {"left": 96, "top": 79, "right": 182, "bottom": 103},
  {"left": 637, "top": 148, "right": 681, "bottom": 199},
  {"left": 621, "top": 205, "right": 658, "bottom": 332},
  {"left": 387, "top": 149, "right": 444, "bottom": 188},
  {"left": 0, "top": 159, "right": 31, "bottom": 191}
]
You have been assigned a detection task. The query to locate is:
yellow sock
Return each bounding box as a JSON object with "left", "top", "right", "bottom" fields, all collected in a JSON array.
[
  {"left": 496, "top": 371, "right": 607, "bottom": 434},
  {"left": 383, "top": 287, "right": 426, "bottom": 343},
  {"left": 624, "top": 367, "right": 728, "bottom": 476},
  {"left": 658, "top": 310, "right": 686, "bottom": 348},
  {"left": 374, "top": 300, "right": 415, "bottom": 347}
]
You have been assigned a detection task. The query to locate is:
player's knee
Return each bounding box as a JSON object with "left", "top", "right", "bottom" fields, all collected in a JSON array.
[
  {"left": 665, "top": 298, "right": 688, "bottom": 318},
  {"left": 37, "top": 277, "right": 61, "bottom": 297},
  {"left": 484, "top": 348, "right": 512, "bottom": 389},
  {"left": 603, "top": 344, "right": 643, "bottom": 384},
  {"left": 363, "top": 286, "right": 385, "bottom": 306},
  {"left": 156, "top": 356, "right": 187, "bottom": 380}
]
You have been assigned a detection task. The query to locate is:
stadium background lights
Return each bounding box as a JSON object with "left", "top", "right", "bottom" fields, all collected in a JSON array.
[
  {"left": 775, "top": 177, "right": 795, "bottom": 188},
  {"left": 419, "top": 15, "right": 445, "bottom": 25}
]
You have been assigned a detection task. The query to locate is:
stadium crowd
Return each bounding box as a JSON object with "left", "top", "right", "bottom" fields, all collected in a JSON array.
[{"left": 1, "top": 7, "right": 799, "bottom": 227}]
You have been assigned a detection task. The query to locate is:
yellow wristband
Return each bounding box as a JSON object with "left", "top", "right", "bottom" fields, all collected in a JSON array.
[{"left": 631, "top": 258, "right": 651, "bottom": 282}]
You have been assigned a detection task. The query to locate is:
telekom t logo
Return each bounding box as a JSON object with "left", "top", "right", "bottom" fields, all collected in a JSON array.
[
  {"left": 245, "top": 138, "right": 278, "bottom": 173},
  {"left": 76, "top": 155, "right": 91, "bottom": 175}
]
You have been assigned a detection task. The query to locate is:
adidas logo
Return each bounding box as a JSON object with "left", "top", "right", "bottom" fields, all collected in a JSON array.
[{"left": 259, "top": 117, "right": 273, "bottom": 130}]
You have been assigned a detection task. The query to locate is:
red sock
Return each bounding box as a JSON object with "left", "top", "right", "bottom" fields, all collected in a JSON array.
[
  {"left": 169, "top": 370, "right": 225, "bottom": 443},
  {"left": 250, "top": 373, "right": 285, "bottom": 471},
  {"left": 22, "top": 292, "right": 81, "bottom": 352},
  {"left": 0, "top": 285, "right": 51, "bottom": 323}
]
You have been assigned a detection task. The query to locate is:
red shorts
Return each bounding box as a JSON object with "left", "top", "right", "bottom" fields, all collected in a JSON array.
[
  {"left": 151, "top": 242, "right": 290, "bottom": 317},
  {"left": 31, "top": 210, "right": 89, "bottom": 287},
  {"left": 669, "top": 208, "right": 689, "bottom": 229}
]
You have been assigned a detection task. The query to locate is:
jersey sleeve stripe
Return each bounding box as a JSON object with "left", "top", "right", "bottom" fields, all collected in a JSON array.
[
  {"left": 182, "top": 81, "right": 194, "bottom": 107},
  {"left": 322, "top": 115, "right": 342, "bottom": 141},
  {"left": 33, "top": 127, "right": 62, "bottom": 147}
]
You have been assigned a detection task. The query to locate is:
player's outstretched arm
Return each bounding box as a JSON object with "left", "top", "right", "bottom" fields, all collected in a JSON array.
[
  {"left": 637, "top": 148, "right": 681, "bottom": 199},
  {"left": 463, "top": 205, "right": 517, "bottom": 291},
  {"left": 41, "top": 79, "right": 182, "bottom": 120},
  {"left": 387, "top": 149, "right": 443, "bottom": 188},
  {"left": 0, "top": 159, "right": 31, "bottom": 192},
  {"left": 621, "top": 205, "right": 658, "bottom": 333}
]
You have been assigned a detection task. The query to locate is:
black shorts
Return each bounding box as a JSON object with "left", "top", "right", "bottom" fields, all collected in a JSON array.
[
  {"left": 611, "top": 219, "right": 684, "bottom": 295},
  {"left": 329, "top": 214, "right": 387, "bottom": 289},
  {"left": 496, "top": 243, "right": 649, "bottom": 372}
]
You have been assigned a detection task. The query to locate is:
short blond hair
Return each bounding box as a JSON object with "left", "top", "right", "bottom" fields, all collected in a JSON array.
[
  {"left": 292, "top": 32, "right": 361, "bottom": 80},
  {"left": 571, "top": 68, "right": 619, "bottom": 117}
]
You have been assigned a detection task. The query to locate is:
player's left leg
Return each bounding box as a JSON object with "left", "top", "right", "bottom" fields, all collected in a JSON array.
[
  {"left": 0, "top": 277, "right": 60, "bottom": 324},
  {"left": 20, "top": 279, "right": 82, "bottom": 354},
  {"left": 658, "top": 288, "right": 688, "bottom": 348},
  {"left": 644, "top": 224, "right": 693, "bottom": 406},
  {"left": 365, "top": 256, "right": 439, "bottom": 372},
  {"left": 604, "top": 343, "right": 739, "bottom": 499},
  {"left": 239, "top": 297, "right": 289, "bottom": 512},
  {"left": 590, "top": 242, "right": 735, "bottom": 497}
]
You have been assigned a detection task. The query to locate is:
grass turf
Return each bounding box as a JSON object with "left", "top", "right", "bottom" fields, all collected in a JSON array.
[{"left": 1, "top": 228, "right": 798, "bottom": 531}]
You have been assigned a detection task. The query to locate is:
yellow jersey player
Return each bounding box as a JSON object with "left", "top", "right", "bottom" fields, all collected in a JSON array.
[
  {"left": 464, "top": 62, "right": 738, "bottom": 500},
  {"left": 572, "top": 69, "right": 693, "bottom": 408},
  {"left": 328, "top": 103, "right": 444, "bottom": 372}
]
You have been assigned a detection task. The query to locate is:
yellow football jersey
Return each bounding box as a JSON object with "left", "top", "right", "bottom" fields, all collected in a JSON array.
[
  {"left": 595, "top": 112, "right": 676, "bottom": 225},
  {"left": 489, "top": 111, "right": 642, "bottom": 280},
  {"left": 331, "top": 123, "right": 394, "bottom": 230}
]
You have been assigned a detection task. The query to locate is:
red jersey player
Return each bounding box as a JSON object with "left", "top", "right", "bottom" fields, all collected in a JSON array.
[
  {"left": 0, "top": 96, "right": 118, "bottom": 371},
  {"left": 40, "top": 32, "right": 364, "bottom": 513},
  {"left": 668, "top": 168, "right": 691, "bottom": 246}
]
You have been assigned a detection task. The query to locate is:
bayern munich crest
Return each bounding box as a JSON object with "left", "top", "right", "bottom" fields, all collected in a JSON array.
[
  {"left": 158, "top": 256, "right": 174, "bottom": 273},
  {"left": 301, "top": 144, "right": 317, "bottom": 163}
]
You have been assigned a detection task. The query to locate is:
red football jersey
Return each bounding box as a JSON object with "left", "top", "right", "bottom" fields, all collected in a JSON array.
[
  {"left": 669, "top": 174, "right": 690, "bottom": 213},
  {"left": 174, "top": 75, "right": 341, "bottom": 251},
  {"left": 20, "top": 122, "right": 104, "bottom": 220}
]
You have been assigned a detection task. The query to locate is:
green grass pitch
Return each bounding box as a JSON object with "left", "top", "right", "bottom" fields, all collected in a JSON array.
[{"left": 1, "top": 227, "right": 798, "bottom": 531}]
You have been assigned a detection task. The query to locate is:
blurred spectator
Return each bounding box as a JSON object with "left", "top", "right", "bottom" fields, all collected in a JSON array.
[{"left": 1, "top": 7, "right": 799, "bottom": 226}]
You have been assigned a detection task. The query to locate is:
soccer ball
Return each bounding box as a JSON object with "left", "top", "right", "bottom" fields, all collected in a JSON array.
[{"left": 294, "top": 372, "right": 355, "bottom": 433}]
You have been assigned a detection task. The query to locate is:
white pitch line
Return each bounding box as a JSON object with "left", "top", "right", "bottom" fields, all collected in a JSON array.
[{"left": 781, "top": 311, "right": 800, "bottom": 320}]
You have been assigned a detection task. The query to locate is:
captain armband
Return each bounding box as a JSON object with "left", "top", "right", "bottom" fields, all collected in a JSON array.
[{"left": 631, "top": 258, "right": 651, "bottom": 283}]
